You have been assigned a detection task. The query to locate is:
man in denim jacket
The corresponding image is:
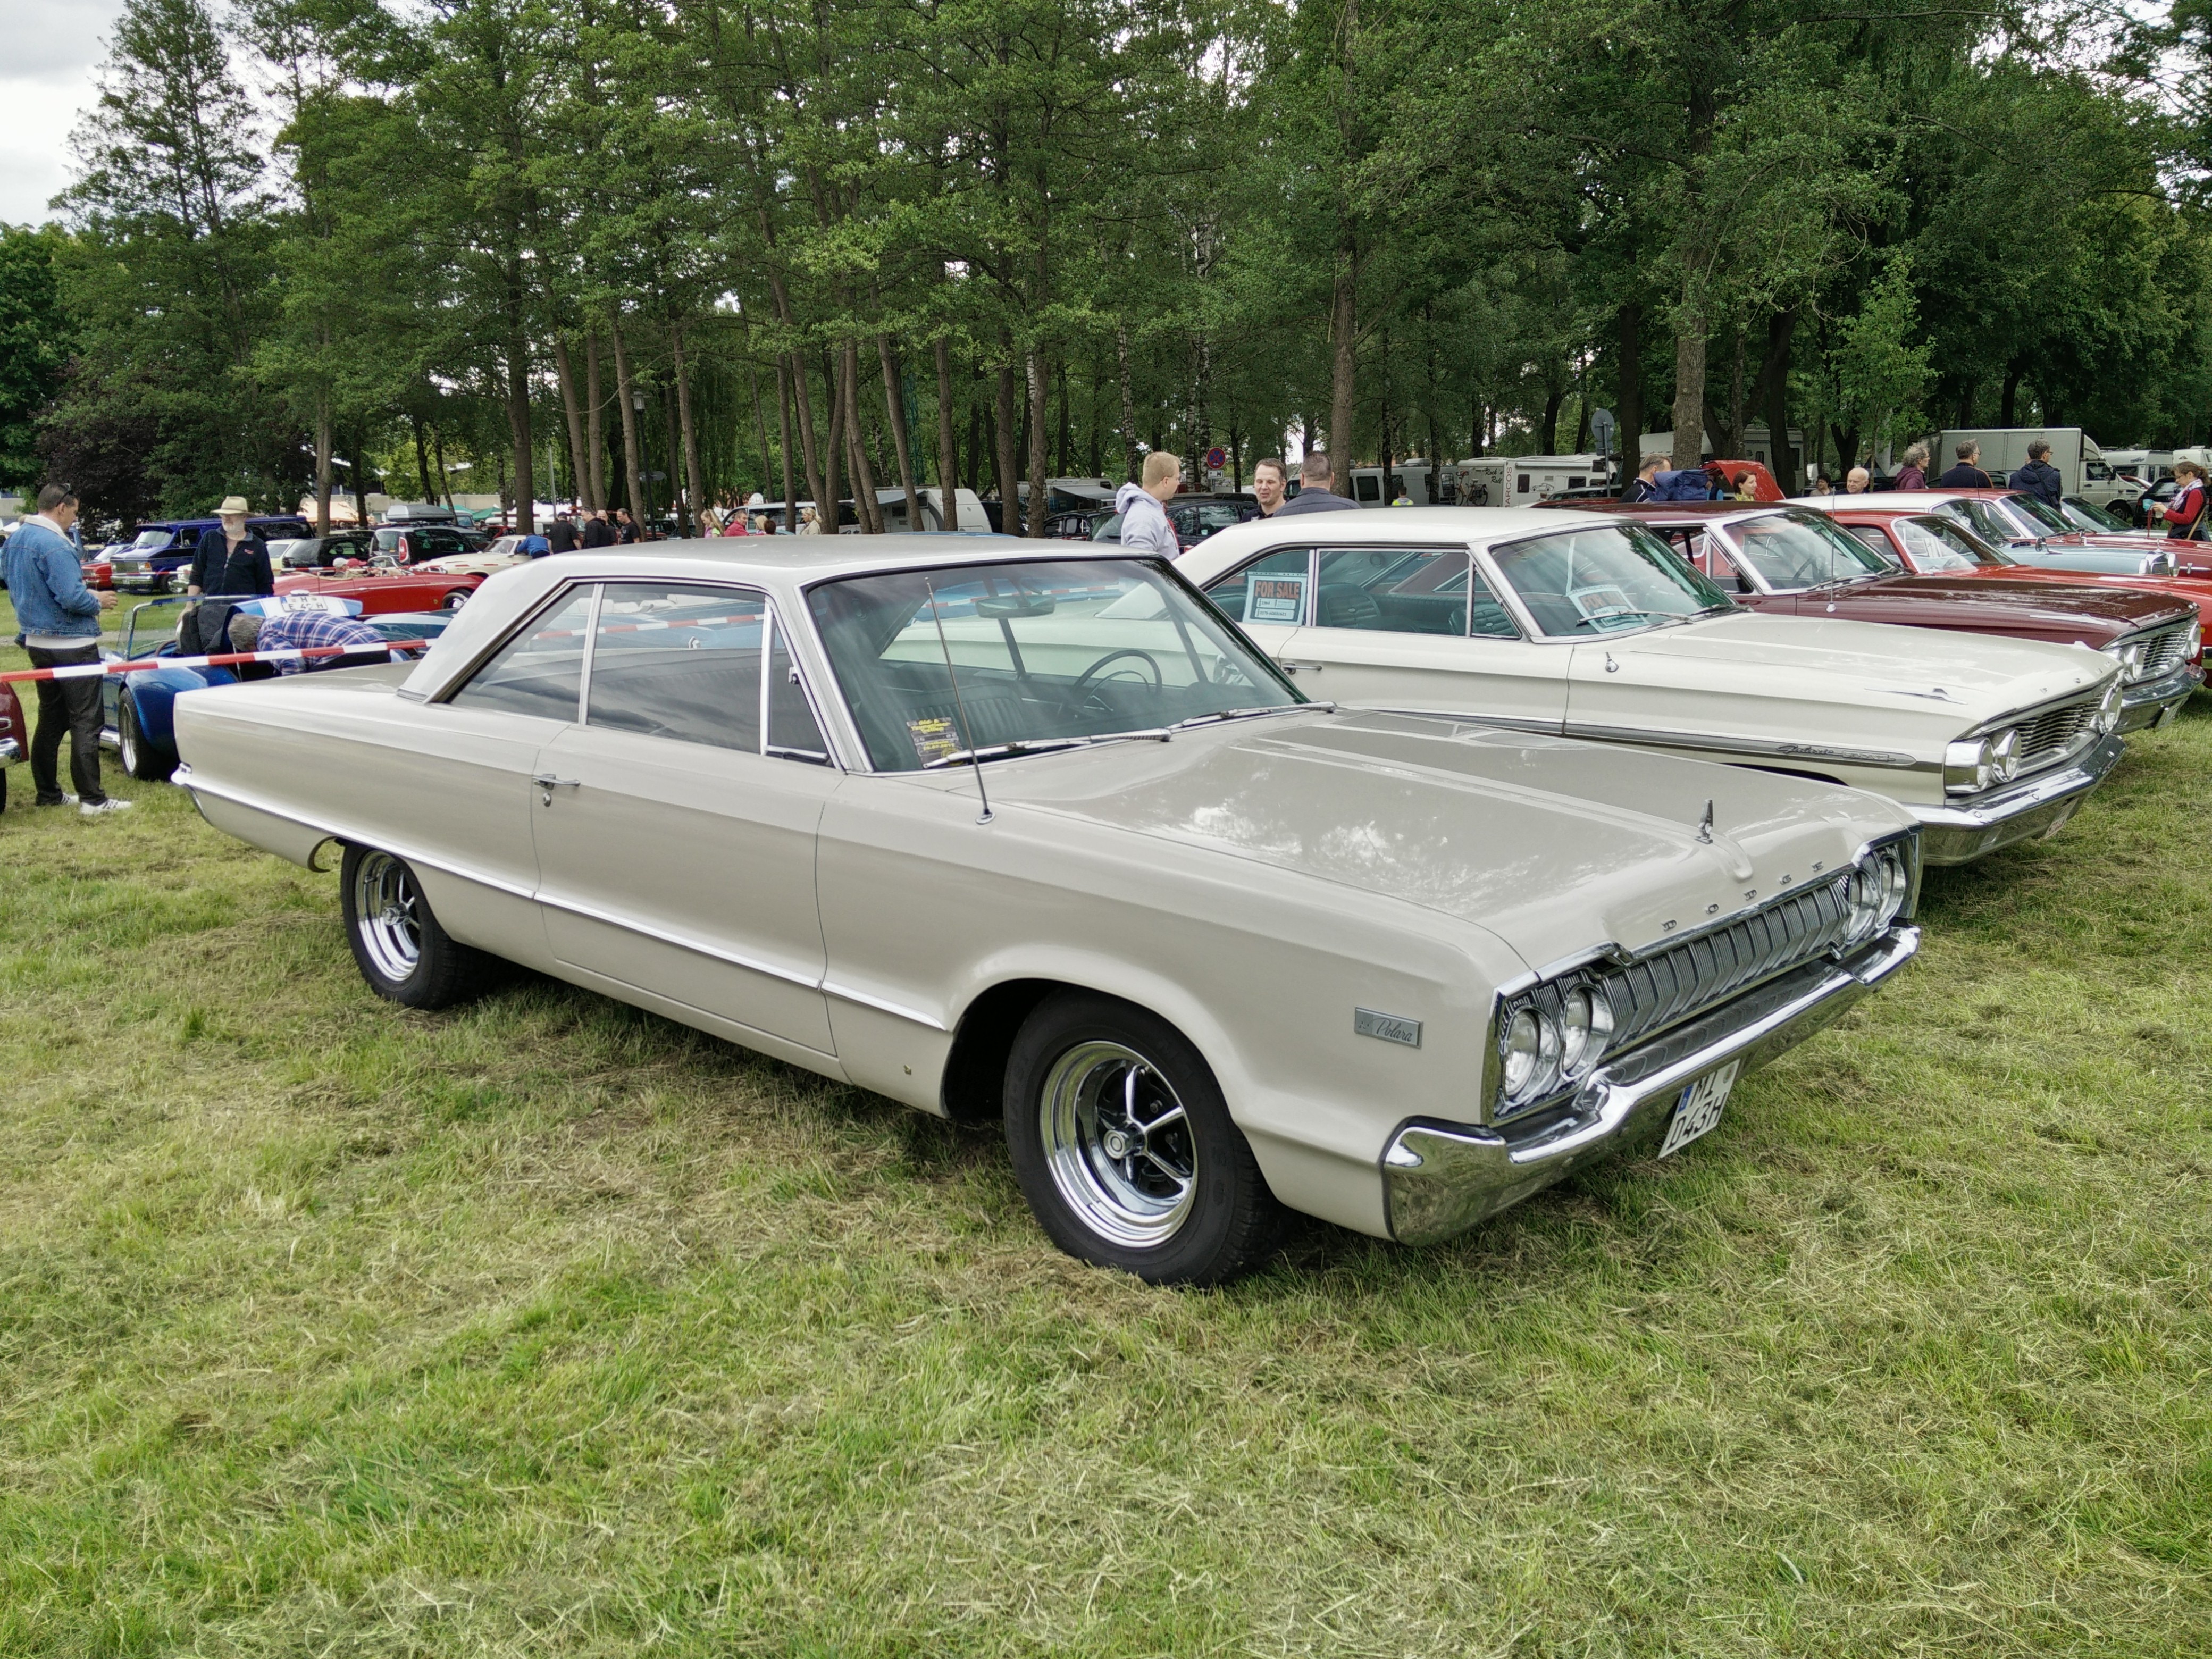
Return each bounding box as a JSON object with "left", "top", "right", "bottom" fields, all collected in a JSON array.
[{"left": 4, "top": 483, "right": 127, "bottom": 816}]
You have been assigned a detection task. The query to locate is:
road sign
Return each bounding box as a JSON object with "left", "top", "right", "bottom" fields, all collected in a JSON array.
[
  {"left": 1204, "top": 445, "right": 1227, "bottom": 471},
  {"left": 1590, "top": 408, "right": 1616, "bottom": 454}
]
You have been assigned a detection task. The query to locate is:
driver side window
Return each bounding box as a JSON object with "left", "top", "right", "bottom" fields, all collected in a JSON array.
[{"left": 1314, "top": 546, "right": 1473, "bottom": 635}]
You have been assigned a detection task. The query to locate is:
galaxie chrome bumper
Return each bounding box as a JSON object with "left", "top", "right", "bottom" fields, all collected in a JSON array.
[
  {"left": 1913, "top": 733, "right": 2124, "bottom": 865},
  {"left": 1380, "top": 926, "right": 1919, "bottom": 1247},
  {"left": 2114, "top": 661, "right": 2203, "bottom": 733}
]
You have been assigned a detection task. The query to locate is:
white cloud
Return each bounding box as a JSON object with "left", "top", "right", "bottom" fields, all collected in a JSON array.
[{"left": 0, "top": 0, "right": 131, "bottom": 224}]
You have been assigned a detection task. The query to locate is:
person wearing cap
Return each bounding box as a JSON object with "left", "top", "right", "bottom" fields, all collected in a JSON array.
[{"left": 187, "top": 496, "right": 275, "bottom": 598}]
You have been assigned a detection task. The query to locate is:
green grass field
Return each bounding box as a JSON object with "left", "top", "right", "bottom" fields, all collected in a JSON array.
[{"left": 3, "top": 593, "right": 2208, "bottom": 1655}]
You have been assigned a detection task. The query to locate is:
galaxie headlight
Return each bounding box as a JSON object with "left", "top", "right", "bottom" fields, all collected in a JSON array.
[
  {"left": 2095, "top": 676, "right": 2125, "bottom": 734},
  {"left": 1989, "top": 726, "right": 2021, "bottom": 783},
  {"left": 2106, "top": 638, "right": 2149, "bottom": 680},
  {"left": 1944, "top": 736, "right": 1995, "bottom": 794}
]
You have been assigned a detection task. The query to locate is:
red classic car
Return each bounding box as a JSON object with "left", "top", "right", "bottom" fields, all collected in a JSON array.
[
  {"left": 1802, "top": 488, "right": 2196, "bottom": 578},
  {"left": 1567, "top": 500, "right": 2203, "bottom": 733},
  {"left": 272, "top": 556, "right": 482, "bottom": 616}
]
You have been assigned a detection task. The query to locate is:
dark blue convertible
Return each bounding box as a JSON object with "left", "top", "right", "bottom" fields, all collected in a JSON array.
[{"left": 102, "top": 596, "right": 450, "bottom": 780}]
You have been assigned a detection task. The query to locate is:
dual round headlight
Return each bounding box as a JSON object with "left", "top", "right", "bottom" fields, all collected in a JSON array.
[
  {"left": 1842, "top": 846, "right": 1912, "bottom": 945},
  {"left": 1500, "top": 982, "right": 1615, "bottom": 1107},
  {"left": 2110, "top": 639, "right": 2149, "bottom": 680},
  {"left": 1944, "top": 736, "right": 1995, "bottom": 794},
  {"left": 2095, "top": 677, "right": 2125, "bottom": 734}
]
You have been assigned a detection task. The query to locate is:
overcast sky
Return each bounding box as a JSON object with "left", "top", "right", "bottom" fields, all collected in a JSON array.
[{"left": 1, "top": 0, "right": 131, "bottom": 224}]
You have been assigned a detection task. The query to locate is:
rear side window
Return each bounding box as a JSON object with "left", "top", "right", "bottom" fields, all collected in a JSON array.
[
  {"left": 1203, "top": 548, "right": 1310, "bottom": 625},
  {"left": 585, "top": 583, "right": 768, "bottom": 752},
  {"left": 449, "top": 587, "right": 595, "bottom": 719}
]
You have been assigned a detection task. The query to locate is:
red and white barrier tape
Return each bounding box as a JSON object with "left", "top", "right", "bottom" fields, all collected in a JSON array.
[{"left": 0, "top": 640, "right": 429, "bottom": 684}]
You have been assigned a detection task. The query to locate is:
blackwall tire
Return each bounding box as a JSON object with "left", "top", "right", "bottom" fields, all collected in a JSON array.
[
  {"left": 1003, "top": 991, "right": 1280, "bottom": 1285},
  {"left": 340, "top": 844, "right": 492, "bottom": 1009},
  {"left": 119, "top": 694, "right": 175, "bottom": 782}
]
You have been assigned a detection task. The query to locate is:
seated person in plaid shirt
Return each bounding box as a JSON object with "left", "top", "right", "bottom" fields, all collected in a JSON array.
[{"left": 230, "top": 609, "right": 393, "bottom": 674}]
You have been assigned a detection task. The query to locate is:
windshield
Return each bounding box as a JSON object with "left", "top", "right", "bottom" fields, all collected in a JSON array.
[
  {"left": 1489, "top": 522, "right": 1736, "bottom": 636},
  {"left": 808, "top": 558, "right": 1305, "bottom": 771},
  {"left": 1940, "top": 498, "right": 2026, "bottom": 545},
  {"left": 130, "top": 529, "right": 172, "bottom": 551},
  {"left": 1722, "top": 512, "right": 1891, "bottom": 589},
  {"left": 2005, "top": 492, "right": 2071, "bottom": 534},
  {"left": 1895, "top": 515, "right": 2012, "bottom": 571},
  {"left": 2058, "top": 499, "right": 2123, "bottom": 532}
]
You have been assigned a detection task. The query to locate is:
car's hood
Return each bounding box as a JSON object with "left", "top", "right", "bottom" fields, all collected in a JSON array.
[
  {"left": 979, "top": 709, "right": 1914, "bottom": 968},
  {"left": 1598, "top": 610, "right": 2110, "bottom": 719},
  {"left": 1861, "top": 574, "right": 2188, "bottom": 627},
  {"left": 412, "top": 553, "right": 518, "bottom": 575}
]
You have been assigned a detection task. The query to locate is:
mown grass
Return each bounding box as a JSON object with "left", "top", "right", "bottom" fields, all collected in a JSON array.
[{"left": 2, "top": 592, "right": 2208, "bottom": 1655}]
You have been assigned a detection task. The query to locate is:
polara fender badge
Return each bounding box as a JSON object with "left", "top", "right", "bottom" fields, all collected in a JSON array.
[{"left": 1353, "top": 1008, "right": 1422, "bottom": 1048}]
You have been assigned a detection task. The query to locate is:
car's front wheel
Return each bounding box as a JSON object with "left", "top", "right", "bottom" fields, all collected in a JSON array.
[
  {"left": 340, "top": 845, "right": 492, "bottom": 1008},
  {"left": 118, "top": 693, "right": 175, "bottom": 781},
  {"left": 1003, "top": 992, "right": 1280, "bottom": 1285},
  {"left": 440, "top": 588, "right": 471, "bottom": 611}
]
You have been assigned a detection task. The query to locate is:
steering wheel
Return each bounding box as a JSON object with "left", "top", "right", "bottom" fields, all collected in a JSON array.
[{"left": 1071, "top": 648, "right": 1164, "bottom": 696}]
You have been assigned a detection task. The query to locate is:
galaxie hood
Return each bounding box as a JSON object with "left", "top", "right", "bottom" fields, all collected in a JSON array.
[
  {"left": 982, "top": 710, "right": 1915, "bottom": 970},
  {"left": 1578, "top": 610, "right": 2112, "bottom": 745},
  {"left": 1854, "top": 575, "right": 2189, "bottom": 631}
]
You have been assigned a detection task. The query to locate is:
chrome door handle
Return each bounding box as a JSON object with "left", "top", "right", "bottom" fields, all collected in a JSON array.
[
  {"left": 1277, "top": 659, "right": 1321, "bottom": 674},
  {"left": 532, "top": 774, "right": 580, "bottom": 805}
]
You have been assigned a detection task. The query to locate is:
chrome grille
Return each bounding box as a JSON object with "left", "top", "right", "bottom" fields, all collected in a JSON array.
[
  {"left": 1596, "top": 878, "right": 1854, "bottom": 1057},
  {"left": 2011, "top": 699, "right": 2096, "bottom": 773},
  {"left": 2133, "top": 622, "right": 2194, "bottom": 681}
]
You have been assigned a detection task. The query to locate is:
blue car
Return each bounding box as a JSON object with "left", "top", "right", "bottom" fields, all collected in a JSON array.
[
  {"left": 105, "top": 514, "right": 312, "bottom": 594},
  {"left": 102, "top": 596, "right": 451, "bottom": 781}
]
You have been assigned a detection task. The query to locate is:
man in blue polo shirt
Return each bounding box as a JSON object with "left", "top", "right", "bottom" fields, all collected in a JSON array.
[{"left": 4, "top": 483, "right": 128, "bottom": 816}]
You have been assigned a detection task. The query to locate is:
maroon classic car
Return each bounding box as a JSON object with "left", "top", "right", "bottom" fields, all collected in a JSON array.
[{"left": 1564, "top": 500, "right": 2203, "bottom": 733}]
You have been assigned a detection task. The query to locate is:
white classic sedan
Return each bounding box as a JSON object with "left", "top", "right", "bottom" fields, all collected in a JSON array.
[
  {"left": 1178, "top": 508, "right": 2126, "bottom": 865},
  {"left": 172, "top": 538, "right": 1921, "bottom": 1283}
]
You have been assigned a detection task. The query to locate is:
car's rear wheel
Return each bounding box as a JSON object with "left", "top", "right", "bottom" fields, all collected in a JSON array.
[
  {"left": 340, "top": 845, "right": 492, "bottom": 1008},
  {"left": 118, "top": 693, "right": 175, "bottom": 782},
  {"left": 441, "top": 588, "right": 471, "bottom": 611},
  {"left": 1003, "top": 992, "right": 1279, "bottom": 1285}
]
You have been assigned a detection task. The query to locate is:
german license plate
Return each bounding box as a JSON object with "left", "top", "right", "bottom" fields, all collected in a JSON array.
[{"left": 1660, "top": 1061, "right": 1739, "bottom": 1158}]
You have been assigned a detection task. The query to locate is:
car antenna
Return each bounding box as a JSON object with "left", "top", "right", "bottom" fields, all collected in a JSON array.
[{"left": 921, "top": 573, "right": 993, "bottom": 825}]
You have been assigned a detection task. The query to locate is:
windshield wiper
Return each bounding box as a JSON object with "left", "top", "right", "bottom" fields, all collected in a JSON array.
[
  {"left": 921, "top": 728, "right": 1172, "bottom": 768},
  {"left": 1169, "top": 703, "right": 1321, "bottom": 732}
]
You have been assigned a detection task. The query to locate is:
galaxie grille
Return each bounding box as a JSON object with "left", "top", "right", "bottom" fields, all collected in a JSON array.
[
  {"left": 2011, "top": 698, "right": 2097, "bottom": 773},
  {"left": 2132, "top": 621, "right": 2194, "bottom": 681},
  {"left": 1595, "top": 878, "right": 1855, "bottom": 1057}
]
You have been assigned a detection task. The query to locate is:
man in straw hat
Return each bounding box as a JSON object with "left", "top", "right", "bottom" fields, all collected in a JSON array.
[{"left": 187, "top": 495, "right": 275, "bottom": 599}]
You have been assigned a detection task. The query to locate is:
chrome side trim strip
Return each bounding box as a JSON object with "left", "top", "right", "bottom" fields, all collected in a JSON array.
[
  {"left": 817, "top": 979, "right": 949, "bottom": 1032},
  {"left": 179, "top": 767, "right": 946, "bottom": 1030},
  {"left": 1564, "top": 721, "right": 1920, "bottom": 769}
]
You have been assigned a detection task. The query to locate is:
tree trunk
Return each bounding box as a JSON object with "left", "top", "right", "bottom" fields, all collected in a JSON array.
[
  {"left": 819, "top": 350, "right": 845, "bottom": 533},
  {"left": 994, "top": 361, "right": 1019, "bottom": 520},
  {"left": 2000, "top": 359, "right": 2024, "bottom": 426},
  {"left": 789, "top": 351, "right": 827, "bottom": 512},
  {"left": 1540, "top": 381, "right": 1563, "bottom": 455},
  {"left": 879, "top": 334, "right": 921, "bottom": 530},
  {"left": 1055, "top": 362, "right": 1073, "bottom": 477},
  {"left": 841, "top": 342, "right": 883, "bottom": 533},
  {"left": 353, "top": 423, "right": 371, "bottom": 527},
  {"left": 1758, "top": 308, "right": 1799, "bottom": 492},
  {"left": 672, "top": 324, "right": 706, "bottom": 535},
  {"left": 1026, "top": 348, "right": 1050, "bottom": 537},
  {"left": 934, "top": 337, "right": 960, "bottom": 531},
  {"left": 610, "top": 317, "right": 647, "bottom": 532},
  {"left": 1616, "top": 301, "right": 1643, "bottom": 468},
  {"left": 412, "top": 412, "right": 433, "bottom": 504},
  {"left": 432, "top": 425, "right": 451, "bottom": 506},
  {"left": 775, "top": 357, "right": 797, "bottom": 529},
  {"left": 748, "top": 363, "right": 773, "bottom": 506},
  {"left": 1670, "top": 280, "right": 1707, "bottom": 470},
  {"left": 314, "top": 391, "right": 332, "bottom": 534},
  {"left": 554, "top": 337, "right": 589, "bottom": 510},
  {"left": 584, "top": 333, "right": 606, "bottom": 510},
  {"left": 1115, "top": 325, "right": 1138, "bottom": 481},
  {"left": 1329, "top": 246, "right": 1358, "bottom": 490},
  {"left": 505, "top": 330, "right": 534, "bottom": 535}
]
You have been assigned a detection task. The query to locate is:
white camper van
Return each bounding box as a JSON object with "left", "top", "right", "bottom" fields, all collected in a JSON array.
[{"left": 1447, "top": 454, "right": 1614, "bottom": 509}]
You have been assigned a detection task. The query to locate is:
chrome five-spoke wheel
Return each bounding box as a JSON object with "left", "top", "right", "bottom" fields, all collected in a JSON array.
[
  {"left": 352, "top": 850, "right": 423, "bottom": 982},
  {"left": 1039, "top": 1040, "right": 1197, "bottom": 1247}
]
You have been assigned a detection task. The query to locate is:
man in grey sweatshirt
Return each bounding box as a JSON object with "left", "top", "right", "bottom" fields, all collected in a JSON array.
[{"left": 1114, "top": 451, "right": 1184, "bottom": 556}]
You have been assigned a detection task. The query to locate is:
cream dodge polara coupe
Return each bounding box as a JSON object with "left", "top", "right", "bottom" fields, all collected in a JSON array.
[
  {"left": 1178, "top": 508, "right": 2128, "bottom": 865},
  {"left": 173, "top": 538, "right": 1921, "bottom": 1283}
]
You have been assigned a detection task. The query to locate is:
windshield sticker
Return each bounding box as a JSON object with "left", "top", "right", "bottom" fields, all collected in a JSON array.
[
  {"left": 907, "top": 716, "right": 962, "bottom": 766},
  {"left": 1570, "top": 585, "right": 1639, "bottom": 627},
  {"left": 1247, "top": 573, "right": 1306, "bottom": 625}
]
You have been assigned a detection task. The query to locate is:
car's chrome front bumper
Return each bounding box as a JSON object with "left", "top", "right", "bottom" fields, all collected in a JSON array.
[
  {"left": 2115, "top": 662, "right": 2203, "bottom": 733},
  {"left": 0, "top": 736, "right": 20, "bottom": 766},
  {"left": 1380, "top": 927, "right": 1920, "bottom": 1246},
  {"left": 1913, "top": 733, "right": 2124, "bottom": 865}
]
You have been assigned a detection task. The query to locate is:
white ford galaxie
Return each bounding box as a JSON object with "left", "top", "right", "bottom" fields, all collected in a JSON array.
[
  {"left": 1178, "top": 508, "right": 2127, "bottom": 864},
  {"left": 173, "top": 538, "right": 1920, "bottom": 1282}
]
